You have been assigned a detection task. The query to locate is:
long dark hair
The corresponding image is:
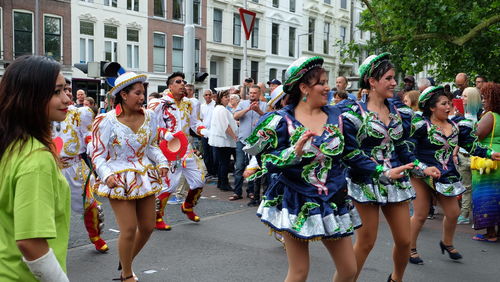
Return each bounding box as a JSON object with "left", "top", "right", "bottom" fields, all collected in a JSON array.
[
  {"left": 0, "top": 55, "right": 61, "bottom": 159},
  {"left": 287, "top": 66, "right": 326, "bottom": 106}
]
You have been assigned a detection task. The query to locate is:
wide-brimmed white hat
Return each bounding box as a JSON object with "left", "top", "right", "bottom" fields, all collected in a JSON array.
[
  {"left": 267, "top": 85, "right": 285, "bottom": 107},
  {"left": 109, "top": 72, "right": 147, "bottom": 97}
]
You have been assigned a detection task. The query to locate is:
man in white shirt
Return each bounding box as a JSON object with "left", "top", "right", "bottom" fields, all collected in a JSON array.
[
  {"left": 200, "top": 89, "right": 217, "bottom": 177},
  {"left": 233, "top": 86, "right": 268, "bottom": 206}
]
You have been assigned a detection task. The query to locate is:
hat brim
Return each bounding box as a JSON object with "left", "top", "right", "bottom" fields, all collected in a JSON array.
[
  {"left": 267, "top": 89, "right": 285, "bottom": 107},
  {"left": 109, "top": 74, "right": 147, "bottom": 97},
  {"left": 284, "top": 57, "right": 324, "bottom": 93},
  {"left": 159, "top": 131, "right": 189, "bottom": 162}
]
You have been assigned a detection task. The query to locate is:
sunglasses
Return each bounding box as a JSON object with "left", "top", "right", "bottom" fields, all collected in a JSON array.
[{"left": 174, "top": 79, "right": 187, "bottom": 84}]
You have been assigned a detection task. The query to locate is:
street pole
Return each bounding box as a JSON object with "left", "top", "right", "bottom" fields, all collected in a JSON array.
[
  {"left": 242, "top": 0, "right": 248, "bottom": 82},
  {"left": 184, "top": 0, "right": 195, "bottom": 83}
]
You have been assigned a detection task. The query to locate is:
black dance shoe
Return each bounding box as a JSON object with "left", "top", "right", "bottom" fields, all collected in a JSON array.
[
  {"left": 439, "top": 241, "right": 462, "bottom": 260},
  {"left": 409, "top": 248, "right": 424, "bottom": 265}
]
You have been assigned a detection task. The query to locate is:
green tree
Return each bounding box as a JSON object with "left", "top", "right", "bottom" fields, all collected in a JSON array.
[{"left": 348, "top": 0, "right": 500, "bottom": 83}]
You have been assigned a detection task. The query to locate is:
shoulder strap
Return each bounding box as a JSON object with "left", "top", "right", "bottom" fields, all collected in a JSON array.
[{"left": 489, "top": 111, "right": 495, "bottom": 148}]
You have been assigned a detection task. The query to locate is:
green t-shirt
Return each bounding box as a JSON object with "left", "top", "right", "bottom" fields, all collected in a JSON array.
[{"left": 0, "top": 138, "right": 70, "bottom": 281}]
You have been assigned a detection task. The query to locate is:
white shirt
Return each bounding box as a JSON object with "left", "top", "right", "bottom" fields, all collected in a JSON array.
[
  {"left": 208, "top": 105, "right": 238, "bottom": 148},
  {"left": 200, "top": 100, "right": 215, "bottom": 129}
]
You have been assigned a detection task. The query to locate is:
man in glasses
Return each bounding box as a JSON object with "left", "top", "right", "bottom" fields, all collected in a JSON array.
[
  {"left": 475, "top": 75, "right": 487, "bottom": 91},
  {"left": 149, "top": 72, "right": 209, "bottom": 229}
]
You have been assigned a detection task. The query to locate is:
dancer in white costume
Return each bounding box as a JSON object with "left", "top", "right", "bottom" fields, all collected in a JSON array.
[
  {"left": 90, "top": 72, "right": 169, "bottom": 281},
  {"left": 149, "top": 72, "right": 208, "bottom": 228},
  {"left": 52, "top": 78, "right": 108, "bottom": 253}
]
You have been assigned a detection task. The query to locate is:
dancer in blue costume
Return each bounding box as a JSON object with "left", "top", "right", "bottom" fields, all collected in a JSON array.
[
  {"left": 409, "top": 86, "right": 500, "bottom": 264},
  {"left": 340, "top": 53, "right": 440, "bottom": 282},
  {"left": 244, "top": 56, "right": 399, "bottom": 282}
]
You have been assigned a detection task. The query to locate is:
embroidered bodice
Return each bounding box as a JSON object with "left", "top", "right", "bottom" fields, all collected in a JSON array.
[{"left": 90, "top": 108, "right": 168, "bottom": 182}]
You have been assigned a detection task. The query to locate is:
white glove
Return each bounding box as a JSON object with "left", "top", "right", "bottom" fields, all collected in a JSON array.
[
  {"left": 200, "top": 128, "right": 208, "bottom": 137},
  {"left": 162, "top": 131, "right": 175, "bottom": 141},
  {"left": 23, "top": 248, "right": 69, "bottom": 282}
]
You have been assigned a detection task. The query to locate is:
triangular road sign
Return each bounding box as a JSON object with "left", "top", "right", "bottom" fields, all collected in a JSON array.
[{"left": 239, "top": 8, "right": 256, "bottom": 41}]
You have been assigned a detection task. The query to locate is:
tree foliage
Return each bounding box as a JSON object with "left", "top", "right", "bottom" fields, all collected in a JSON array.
[{"left": 347, "top": 0, "right": 500, "bottom": 83}]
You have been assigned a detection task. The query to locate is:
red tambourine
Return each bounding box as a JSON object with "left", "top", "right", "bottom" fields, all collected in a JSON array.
[{"left": 159, "top": 131, "right": 188, "bottom": 162}]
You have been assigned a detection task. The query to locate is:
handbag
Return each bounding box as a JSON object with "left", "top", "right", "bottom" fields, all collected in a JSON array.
[{"left": 470, "top": 112, "right": 498, "bottom": 174}]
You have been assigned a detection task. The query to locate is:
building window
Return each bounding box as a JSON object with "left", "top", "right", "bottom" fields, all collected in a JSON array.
[
  {"left": 210, "top": 61, "right": 217, "bottom": 75},
  {"left": 173, "top": 0, "right": 183, "bottom": 21},
  {"left": 341, "top": 0, "right": 347, "bottom": 9},
  {"left": 126, "top": 29, "right": 139, "bottom": 69},
  {"left": 323, "top": 22, "right": 330, "bottom": 54},
  {"left": 13, "top": 11, "right": 33, "bottom": 58},
  {"left": 289, "top": 27, "right": 295, "bottom": 57},
  {"left": 104, "top": 0, "right": 117, "bottom": 7},
  {"left": 127, "top": 0, "right": 139, "bottom": 11},
  {"left": 195, "top": 38, "right": 200, "bottom": 72},
  {"left": 251, "top": 18, "right": 259, "bottom": 48},
  {"left": 251, "top": 61, "right": 258, "bottom": 82},
  {"left": 324, "top": 0, "right": 331, "bottom": 4},
  {"left": 290, "top": 0, "right": 295, "bottom": 12},
  {"left": 271, "top": 23, "right": 279, "bottom": 55},
  {"left": 233, "top": 14, "right": 241, "bottom": 46},
  {"left": 232, "top": 59, "right": 241, "bottom": 85},
  {"left": 340, "top": 26, "right": 346, "bottom": 43},
  {"left": 172, "top": 36, "right": 183, "bottom": 72},
  {"left": 213, "top": 9, "right": 222, "bottom": 42},
  {"left": 79, "top": 21, "right": 94, "bottom": 63},
  {"left": 153, "top": 33, "right": 166, "bottom": 72},
  {"left": 193, "top": 0, "right": 201, "bottom": 25},
  {"left": 281, "top": 69, "right": 286, "bottom": 82},
  {"left": 44, "top": 15, "right": 62, "bottom": 61},
  {"left": 104, "top": 25, "right": 117, "bottom": 61},
  {"left": 154, "top": 0, "right": 165, "bottom": 18},
  {"left": 104, "top": 25, "right": 117, "bottom": 39},
  {"left": 308, "top": 18, "right": 315, "bottom": 52},
  {"left": 269, "top": 68, "right": 277, "bottom": 81},
  {"left": 273, "top": 0, "right": 279, "bottom": 8}
]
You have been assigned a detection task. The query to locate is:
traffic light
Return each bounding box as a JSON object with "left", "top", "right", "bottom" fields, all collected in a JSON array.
[
  {"left": 100, "top": 61, "right": 121, "bottom": 77},
  {"left": 74, "top": 61, "right": 121, "bottom": 78},
  {"left": 195, "top": 72, "right": 209, "bottom": 82}
]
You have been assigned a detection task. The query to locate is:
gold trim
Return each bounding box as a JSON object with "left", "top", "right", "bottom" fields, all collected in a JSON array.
[{"left": 94, "top": 185, "right": 160, "bottom": 200}]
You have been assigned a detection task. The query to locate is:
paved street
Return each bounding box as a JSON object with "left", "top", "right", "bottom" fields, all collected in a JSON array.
[{"left": 67, "top": 179, "right": 500, "bottom": 282}]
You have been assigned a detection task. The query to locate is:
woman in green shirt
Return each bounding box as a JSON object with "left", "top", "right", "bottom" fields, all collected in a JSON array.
[{"left": 0, "top": 55, "right": 72, "bottom": 281}]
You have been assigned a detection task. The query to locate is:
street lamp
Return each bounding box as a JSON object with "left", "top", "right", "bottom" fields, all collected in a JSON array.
[{"left": 297, "top": 32, "right": 313, "bottom": 58}]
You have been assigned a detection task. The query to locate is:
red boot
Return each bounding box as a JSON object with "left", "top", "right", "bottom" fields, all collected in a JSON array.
[
  {"left": 155, "top": 192, "right": 172, "bottom": 230},
  {"left": 84, "top": 202, "right": 109, "bottom": 253},
  {"left": 181, "top": 188, "right": 202, "bottom": 222}
]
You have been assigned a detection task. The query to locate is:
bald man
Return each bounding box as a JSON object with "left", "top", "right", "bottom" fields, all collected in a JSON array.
[
  {"left": 75, "top": 89, "right": 87, "bottom": 108},
  {"left": 453, "top": 73, "right": 468, "bottom": 98}
]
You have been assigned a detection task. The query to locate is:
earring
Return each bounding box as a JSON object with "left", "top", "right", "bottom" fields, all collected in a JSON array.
[{"left": 302, "top": 93, "right": 308, "bottom": 102}]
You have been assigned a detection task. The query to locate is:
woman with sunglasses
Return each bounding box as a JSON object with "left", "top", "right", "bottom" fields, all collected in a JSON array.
[
  {"left": 90, "top": 72, "right": 169, "bottom": 281},
  {"left": 340, "top": 53, "right": 440, "bottom": 282},
  {"left": 0, "top": 55, "right": 71, "bottom": 281}
]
